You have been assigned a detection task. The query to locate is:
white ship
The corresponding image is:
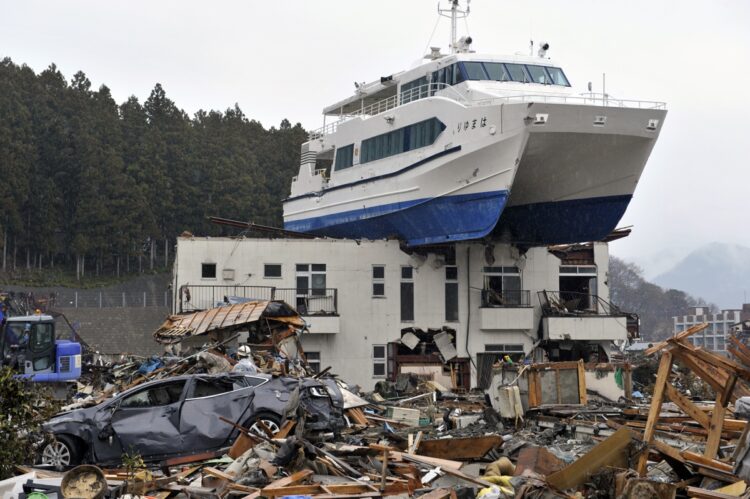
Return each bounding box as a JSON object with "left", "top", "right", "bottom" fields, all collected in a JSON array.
[{"left": 283, "top": 1, "right": 666, "bottom": 246}]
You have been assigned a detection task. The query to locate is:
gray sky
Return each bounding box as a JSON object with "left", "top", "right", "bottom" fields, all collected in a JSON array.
[{"left": 2, "top": 0, "right": 749, "bottom": 277}]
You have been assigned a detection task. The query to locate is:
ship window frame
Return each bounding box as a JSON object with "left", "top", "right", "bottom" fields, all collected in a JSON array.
[
  {"left": 544, "top": 66, "right": 571, "bottom": 87},
  {"left": 526, "top": 65, "right": 551, "bottom": 85},
  {"left": 483, "top": 62, "right": 512, "bottom": 82},
  {"left": 453, "top": 63, "right": 466, "bottom": 84},
  {"left": 461, "top": 61, "right": 488, "bottom": 80},
  {"left": 333, "top": 144, "right": 354, "bottom": 171},
  {"left": 360, "top": 118, "right": 446, "bottom": 165},
  {"left": 504, "top": 63, "right": 530, "bottom": 83}
]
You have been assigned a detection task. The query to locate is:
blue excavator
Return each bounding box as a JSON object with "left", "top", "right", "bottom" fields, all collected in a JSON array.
[{"left": 1, "top": 311, "right": 82, "bottom": 388}]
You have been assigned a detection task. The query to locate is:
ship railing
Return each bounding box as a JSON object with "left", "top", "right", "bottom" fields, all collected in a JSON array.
[
  {"left": 308, "top": 86, "right": 665, "bottom": 140},
  {"left": 308, "top": 83, "right": 467, "bottom": 140},
  {"left": 473, "top": 93, "right": 666, "bottom": 110}
]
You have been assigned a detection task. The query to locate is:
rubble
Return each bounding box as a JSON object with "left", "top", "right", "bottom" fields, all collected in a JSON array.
[{"left": 9, "top": 321, "right": 750, "bottom": 498}]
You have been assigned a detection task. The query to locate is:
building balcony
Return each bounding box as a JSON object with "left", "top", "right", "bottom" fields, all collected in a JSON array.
[
  {"left": 177, "top": 285, "right": 338, "bottom": 316},
  {"left": 542, "top": 316, "right": 628, "bottom": 341},
  {"left": 537, "top": 290, "right": 635, "bottom": 341},
  {"left": 479, "top": 289, "right": 534, "bottom": 331},
  {"left": 301, "top": 314, "right": 340, "bottom": 334}
]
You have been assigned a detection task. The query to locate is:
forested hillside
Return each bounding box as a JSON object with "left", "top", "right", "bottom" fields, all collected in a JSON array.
[
  {"left": 609, "top": 256, "right": 715, "bottom": 341},
  {"left": 0, "top": 58, "right": 307, "bottom": 279}
]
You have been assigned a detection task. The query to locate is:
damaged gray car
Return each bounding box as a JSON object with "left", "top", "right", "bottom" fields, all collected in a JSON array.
[{"left": 40, "top": 373, "right": 345, "bottom": 466}]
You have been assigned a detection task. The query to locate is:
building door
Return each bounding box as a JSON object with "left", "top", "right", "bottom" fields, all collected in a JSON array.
[
  {"left": 558, "top": 265, "right": 597, "bottom": 312},
  {"left": 296, "top": 264, "right": 327, "bottom": 314}
]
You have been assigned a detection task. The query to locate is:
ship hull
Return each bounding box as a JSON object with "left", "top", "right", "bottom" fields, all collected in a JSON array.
[
  {"left": 493, "top": 103, "right": 667, "bottom": 244},
  {"left": 287, "top": 189, "right": 509, "bottom": 246},
  {"left": 284, "top": 103, "right": 529, "bottom": 246}
]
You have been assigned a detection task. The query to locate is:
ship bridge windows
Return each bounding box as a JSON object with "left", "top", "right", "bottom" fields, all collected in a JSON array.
[
  {"left": 483, "top": 62, "right": 511, "bottom": 82},
  {"left": 360, "top": 118, "right": 446, "bottom": 164},
  {"left": 459, "top": 61, "right": 570, "bottom": 87},
  {"left": 526, "top": 65, "right": 551, "bottom": 84},
  {"left": 501, "top": 63, "right": 530, "bottom": 83},
  {"left": 333, "top": 144, "right": 354, "bottom": 171},
  {"left": 462, "top": 61, "right": 488, "bottom": 80},
  {"left": 545, "top": 66, "right": 570, "bottom": 86}
]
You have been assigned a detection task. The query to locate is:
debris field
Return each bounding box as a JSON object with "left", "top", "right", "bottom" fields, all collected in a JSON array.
[{"left": 5, "top": 308, "right": 750, "bottom": 499}]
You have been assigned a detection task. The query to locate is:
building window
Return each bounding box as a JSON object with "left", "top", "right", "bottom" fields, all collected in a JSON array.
[
  {"left": 400, "top": 266, "right": 414, "bottom": 322},
  {"left": 201, "top": 263, "right": 216, "bottom": 279},
  {"left": 306, "top": 352, "right": 321, "bottom": 373},
  {"left": 333, "top": 144, "right": 354, "bottom": 171},
  {"left": 373, "top": 345, "right": 386, "bottom": 377},
  {"left": 295, "top": 264, "right": 327, "bottom": 313},
  {"left": 264, "top": 264, "right": 282, "bottom": 278},
  {"left": 445, "top": 266, "right": 458, "bottom": 321},
  {"left": 373, "top": 265, "right": 385, "bottom": 297},
  {"left": 558, "top": 265, "right": 598, "bottom": 312},
  {"left": 476, "top": 344, "right": 526, "bottom": 389},
  {"left": 485, "top": 344, "right": 525, "bottom": 361},
  {"left": 482, "top": 266, "right": 522, "bottom": 306}
]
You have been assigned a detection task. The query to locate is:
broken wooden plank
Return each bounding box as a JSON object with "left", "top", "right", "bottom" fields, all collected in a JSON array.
[
  {"left": 162, "top": 450, "right": 223, "bottom": 466},
  {"left": 664, "top": 382, "right": 711, "bottom": 430},
  {"left": 203, "top": 466, "right": 235, "bottom": 481},
  {"left": 228, "top": 432, "right": 256, "bottom": 459},
  {"left": 416, "top": 435, "right": 503, "bottom": 461},
  {"left": 685, "top": 486, "right": 748, "bottom": 499},
  {"left": 418, "top": 488, "right": 458, "bottom": 499},
  {"left": 645, "top": 323, "right": 708, "bottom": 356},
  {"left": 637, "top": 350, "right": 672, "bottom": 475},
  {"left": 548, "top": 426, "right": 634, "bottom": 490},
  {"left": 393, "top": 451, "right": 463, "bottom": 471},
  {"left": 705, "top": 389, "right": 730, "bottom": 459},
  {"left": 408, "top": 430, "right": 423, "bottom": 455},
  {"left": 514, "top": 446, "right": 564, "bottom": 476},
  {"left": 260, "top": 469, "right": 313, "bottom": 497},
  {"left": 577, "top": 359, "right": 587, "bottom": 405},
  {"left": 273, "top": 419, "right": 296, "bottom": 439},
  {"left": 346, "top": 407, "right": 370, "bottom": 426}
]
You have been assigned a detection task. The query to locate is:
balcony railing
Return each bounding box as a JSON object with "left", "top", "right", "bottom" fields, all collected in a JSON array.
[
  {"left": 537, "top": 290, "right": 625, "bottom": 317},
  {"left": 480, "top": 289, "right": 531, "bottom": 308},
  {"left": 272, "top": 288, "right": 338, "bottom": 316},
  {"left": 178, "top": 285, "right": 338, "bottom": 316},
  {"left": 538, "top": 290, "right": 640, "bottom": 339}
]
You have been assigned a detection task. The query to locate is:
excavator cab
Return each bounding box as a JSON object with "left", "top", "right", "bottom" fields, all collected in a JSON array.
[{"left": 0, "top": 314, "right": 81, "bottom": 383}]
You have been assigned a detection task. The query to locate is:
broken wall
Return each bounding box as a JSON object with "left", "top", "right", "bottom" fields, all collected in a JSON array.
[{"left": 174, "top": 237, "right": 615, "bottom": 390}]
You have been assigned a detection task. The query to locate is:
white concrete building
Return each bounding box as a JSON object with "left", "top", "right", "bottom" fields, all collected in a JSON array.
[
  {"left": 172, "top": 236, "right": 634, "bottom": 390},
  {"left": 673, "top": 307, "right": 741, "bottom": 354}
]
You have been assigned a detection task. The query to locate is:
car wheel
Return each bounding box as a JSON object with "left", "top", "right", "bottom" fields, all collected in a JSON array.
[
  {"left": 247, "top": 412, "right": 283, "bottom": 437},
  {"left": 41, "top": 435, "right": 82, "bottom": 467}
]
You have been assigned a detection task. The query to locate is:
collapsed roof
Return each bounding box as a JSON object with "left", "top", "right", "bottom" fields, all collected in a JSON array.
[{"left": 153, "top": 300, "right": 305, "bottom": 344}]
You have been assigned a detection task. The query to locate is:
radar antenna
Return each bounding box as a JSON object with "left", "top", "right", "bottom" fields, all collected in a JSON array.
[{"left": 438, "top": 0, "right": 471, "bottom": 54}]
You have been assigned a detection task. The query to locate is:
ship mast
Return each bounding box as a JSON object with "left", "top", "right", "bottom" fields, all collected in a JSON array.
[{"left": 438, "top": 0, "right": 470, "bottom": 54}]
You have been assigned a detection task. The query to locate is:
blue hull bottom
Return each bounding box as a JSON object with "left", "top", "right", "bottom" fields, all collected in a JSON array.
[
  {"left": 285, "top": 190, "right": 509, "bottom": 246},
  {"left": 493, "top": 194, "right": 633, "bottom": 245}
]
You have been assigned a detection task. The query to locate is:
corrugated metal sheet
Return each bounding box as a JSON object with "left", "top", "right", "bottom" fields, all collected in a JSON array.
[{"left": 154, "top": 300, "right": 304, "bottom": 344}]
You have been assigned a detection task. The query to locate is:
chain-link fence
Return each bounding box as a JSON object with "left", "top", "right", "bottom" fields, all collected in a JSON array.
[{"left": 49, "top": 290, "right": 171, "bottom": 309}]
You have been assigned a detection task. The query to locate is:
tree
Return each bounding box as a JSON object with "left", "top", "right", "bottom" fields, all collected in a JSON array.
[
  {"left": 0, "top": 367, "right": 59, "bottom": 478},
  {"left": 609, "top": 256, "right": 716, "bottom": 341},
  {"left": 0, "top": 58, "right": 309, "bottom": 279}
]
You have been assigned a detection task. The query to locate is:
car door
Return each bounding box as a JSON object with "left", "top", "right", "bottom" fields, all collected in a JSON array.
[
  {"left": 179, "top": 375, "right": 261, "bottom": 450},
  {"left": 109, "top": 379, "right": 187, "bottom": 459}
]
